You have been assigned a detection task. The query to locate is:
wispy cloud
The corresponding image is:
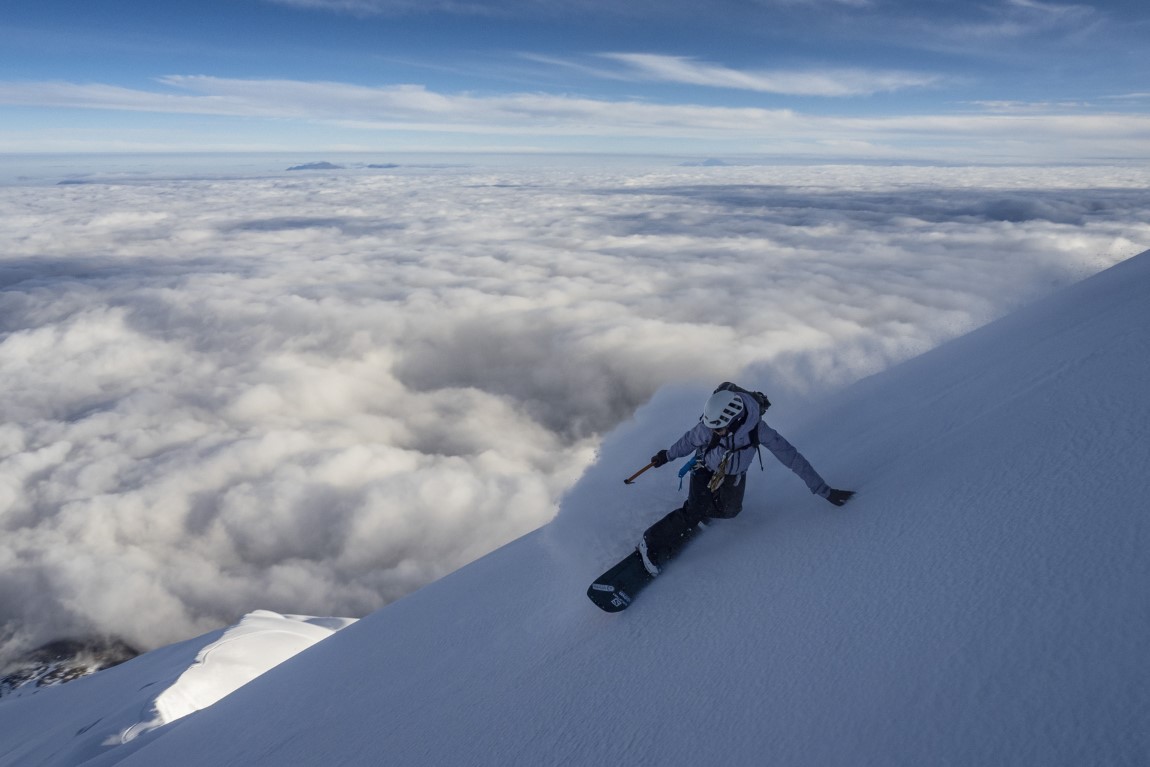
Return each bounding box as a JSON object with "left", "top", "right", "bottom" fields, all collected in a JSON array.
[
  {"left": 263, "top": 0, "right": 876, "bottom": 17},
  {"left": 1, "top": 76, "right": 1149, "bottom": 161},
  {"left": 969, "top": 99, "right": 1094, "bottom": 113},
  {"left": 260, "top": 0, "right": 699, "bottom": 19},
  {"left": 596, "top": 53, "right": 939, "bottom": 97},
  {"left": 263, "top": 0, "right": 500, "bottom": 16},
  {"left": 939, "top": 0, "right": 1099, "bottom": 42}
]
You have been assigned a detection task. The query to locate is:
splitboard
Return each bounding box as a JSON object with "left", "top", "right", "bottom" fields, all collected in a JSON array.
[{"left": 586, "top": 550, "right": 656, "bottom": 613}]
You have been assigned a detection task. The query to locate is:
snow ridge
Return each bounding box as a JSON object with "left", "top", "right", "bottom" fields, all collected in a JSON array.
[
  {"left": 0, "top": 612, "right": 353, "bottom": 766},
  {"left": 121, "top": 611, "right": 356, "bottom": 744}
]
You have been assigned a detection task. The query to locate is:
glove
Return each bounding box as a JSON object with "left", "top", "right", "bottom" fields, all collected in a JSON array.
[
  {"left": 651, "top": 450, "right": 670, "bottom": 468},
  {"left": 826, "top": 488, "right": 855, "bottom": 507}
]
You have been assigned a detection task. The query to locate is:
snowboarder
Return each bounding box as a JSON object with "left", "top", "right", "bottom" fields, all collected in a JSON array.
[{"left": 637, "top": 383, "right": 854, "bottom": 576}]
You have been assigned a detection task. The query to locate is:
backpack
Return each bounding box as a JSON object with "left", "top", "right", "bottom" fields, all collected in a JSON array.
[
  {"left": 713, "top": 381, "right": 770, "bottom": 415},
  {"left": 679, "top": 383, "right": 772, "bottom": 487},
  {"left": 706, "top": 382, "right": 771, "bottom": 469}
]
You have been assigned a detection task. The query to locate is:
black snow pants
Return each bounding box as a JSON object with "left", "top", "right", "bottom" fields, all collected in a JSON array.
[{"left": 641, "top": 467, "right": 747, "bottom": 568}]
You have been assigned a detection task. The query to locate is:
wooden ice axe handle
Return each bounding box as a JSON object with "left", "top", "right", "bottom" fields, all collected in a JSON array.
[{"left": 623, "top": 462, "right": 655, "bottom": 485}]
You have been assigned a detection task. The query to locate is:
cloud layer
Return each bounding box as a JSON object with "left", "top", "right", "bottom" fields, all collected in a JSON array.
[{"left": 0, "top": 161, "right": 1146, "bottom": 663}]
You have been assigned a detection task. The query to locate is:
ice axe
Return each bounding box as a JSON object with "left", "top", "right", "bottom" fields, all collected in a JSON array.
[{"left": 623, "top": 461, "right": 655, "bottom": 485}]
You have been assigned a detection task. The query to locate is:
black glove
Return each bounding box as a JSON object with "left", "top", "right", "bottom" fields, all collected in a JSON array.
[
  {"left": 826, "top": 488, "right": 855, "bottom": 507},
  {"left": 651, "top": 450, "right": 670, "bottom": 468}
]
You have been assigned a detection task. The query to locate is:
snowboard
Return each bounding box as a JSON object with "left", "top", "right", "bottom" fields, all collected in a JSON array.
[{"left": 586, "top": 550, "right": 657, "bottom": 612}]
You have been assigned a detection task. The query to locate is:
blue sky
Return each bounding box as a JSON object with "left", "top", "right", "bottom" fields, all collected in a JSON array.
[{"left": 1, "top": 0, "right": 1148, "bottom": 160}]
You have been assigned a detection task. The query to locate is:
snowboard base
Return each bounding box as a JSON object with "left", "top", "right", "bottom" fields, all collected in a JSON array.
[{"left": 586, "top": 550, "right": 656, "bottom": 612}]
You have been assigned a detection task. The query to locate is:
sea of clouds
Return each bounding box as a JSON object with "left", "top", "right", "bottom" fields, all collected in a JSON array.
[{"left": 0, "top": 158, "right": 1146, "bottom": 663}]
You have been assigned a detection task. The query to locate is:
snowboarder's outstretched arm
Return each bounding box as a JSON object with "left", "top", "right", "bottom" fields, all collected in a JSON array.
[{"left": 758, "top": 424, "right": 854, "bottom": 506}]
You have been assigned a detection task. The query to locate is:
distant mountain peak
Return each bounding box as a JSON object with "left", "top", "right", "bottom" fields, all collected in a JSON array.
[
  {"left": 0, "top": 638, "right": 138, "bottom": 699},
  {"left": 286, "top": 161, "right": 345, "bottom": 171}
]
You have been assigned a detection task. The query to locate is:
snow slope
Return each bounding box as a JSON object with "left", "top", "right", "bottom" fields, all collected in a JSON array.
[
  {"left": 0, "top": 612, "right": 353, "bottom": 766},
  {"left": 4, "top": 250, "right": 1148, "bottom": 766}
]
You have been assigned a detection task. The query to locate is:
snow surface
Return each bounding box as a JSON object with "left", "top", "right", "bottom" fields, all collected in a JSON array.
[
  {"left": 0, "top": 612, "right": 353, "bottom": 766},
  {"left": 2, "top": 250, "right": 1148, "bottom": 766},
  {"left": 125, "top": 610, "right": 355, "bottom": 742}
]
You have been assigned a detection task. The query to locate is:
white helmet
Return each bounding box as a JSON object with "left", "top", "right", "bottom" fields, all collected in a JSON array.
[{"left": 702, "top": 390, "right": 744, "bottom": 429}]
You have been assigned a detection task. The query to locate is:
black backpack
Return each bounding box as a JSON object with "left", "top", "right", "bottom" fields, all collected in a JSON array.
[
  {"left": 705, "top": 382, "right": 771, "bottom": 469},
  {"left": 713, "top": 381, "right": 770, "bottom": 415}
]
